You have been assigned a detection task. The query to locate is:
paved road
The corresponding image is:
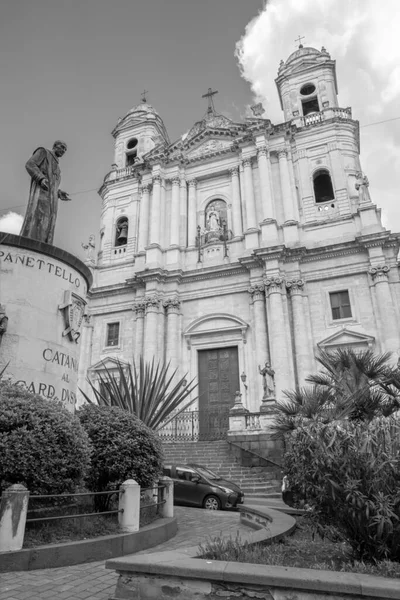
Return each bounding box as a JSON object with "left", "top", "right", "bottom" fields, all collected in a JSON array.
[{"left": 0, "top": 507, "right": 251, "bottom": 600}]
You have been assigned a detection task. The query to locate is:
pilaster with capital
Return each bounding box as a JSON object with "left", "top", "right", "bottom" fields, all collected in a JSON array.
[
  {"left": 179, "top": 178, "right": 188, "bottom": 246},
  {"left": 144, "top": 294, "right": 160, "bottom": 362},
  {"left": 169, "top": 177, "right": 180, "bottom": 246},
  {"left": 137, "top": 184, "right": 151, "bottom": 252},
  {"left": 248, "top": 284, "right": 269, "bottom": 374},
  {"left": 164, "top": 297, "right": 181, "bottom": 372},
  {"left": 286, "top": 279, "right": 313, "bottom": 386},
  {"left": 263, "top": 275, "right": 294, "bottom": 397},
  {"left": 230, "top": 166, "right": 243, "bottom": 236},
  {"left": 369, "top": 265, "right": 399, "bottom": 353},
  {"left": 278, "top": 150, "right": 295, "bottom": 222},
  {"left": 257, "top": 146, "right": 274, "bottom": 220},
  {"left": 242, "top": 158, "right": 257, "bottom": 229},
  {"left": 187, "top": 179, "right": 197, "bottom": 246},
  {"left": 150, "top": 175, "right": 162, "bottom": 245},
  {"left": 133, "top": 299, "right": 146, "bottom": 360}
]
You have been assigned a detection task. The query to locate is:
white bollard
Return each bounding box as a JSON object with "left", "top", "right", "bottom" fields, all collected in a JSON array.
[
  {"left": 0, "top": 484, "right": 30, "bottom": 552},
  {"left": 159, "top": 476, "right": 174, "bottom": 518},
  {"left": 118, "top": 479, "right": 140, "bottom": 532}
]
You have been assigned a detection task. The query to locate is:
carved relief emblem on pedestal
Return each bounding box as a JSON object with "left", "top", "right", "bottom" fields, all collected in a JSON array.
[{"left": 58, "top": 290, "right": 87, "bottom": 343}]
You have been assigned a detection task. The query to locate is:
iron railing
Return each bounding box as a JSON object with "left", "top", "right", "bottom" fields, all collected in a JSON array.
[{"left": 158, "top": 409, "right": 230, "bottom": 441}]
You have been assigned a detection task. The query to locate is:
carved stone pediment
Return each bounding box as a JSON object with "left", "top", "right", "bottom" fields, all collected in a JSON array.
[
  {"left": 184, "top": 313, "right": 249, "bottom": 349},
  {"left": 317, "top": 328, "right": 375, "bottom": 351},
  {"left": 88, "top": 357, "right": 130, "bottom": 372},
  {"left": 186, "top": 138, "right": 234, "bottom": 160}
]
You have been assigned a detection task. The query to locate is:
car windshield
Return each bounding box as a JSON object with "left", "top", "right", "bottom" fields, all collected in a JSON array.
[{"left": 193, "top": 466, "right": 221, "bottom": 481}]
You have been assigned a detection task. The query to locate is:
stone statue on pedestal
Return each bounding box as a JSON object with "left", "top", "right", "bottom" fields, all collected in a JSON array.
[
  {"left": 20, "top": 140, "right": 71, "bottom": 245},
  {"left": 0, "top": 305, "right": 8, "bottom": 347},
  {"left": 355, "top": 172, "right": 371, "bottom": 205},
  {"left": 259, "top": 361, "right": 275, "bottom": 400},
  {"left": 82, "top": 234, "right": 96, "bottom": 264}
]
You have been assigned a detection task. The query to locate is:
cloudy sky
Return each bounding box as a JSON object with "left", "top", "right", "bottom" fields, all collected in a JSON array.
[{"left": 0, "top": 0, "right": 399, "bottom": 259}]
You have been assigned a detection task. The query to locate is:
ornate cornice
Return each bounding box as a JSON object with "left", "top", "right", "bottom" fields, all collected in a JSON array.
[
  {"left": 286, "top": 278, "right": 305, "bottom": 293},
  {"left": 369, "top": 265, "right": 390, "bottom": 283},
  {"left": 163, "top": 297, "right": 181, "bottom": 314}
]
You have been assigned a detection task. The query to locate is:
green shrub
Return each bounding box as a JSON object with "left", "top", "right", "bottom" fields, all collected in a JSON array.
[
  {"left": 283, "top": 416, "right": 400, "bottom": 562},
  {"left": 0, "top": 382, "right": 91, "bottom": 494},
  {"left": 78, "top": 404, "right": 163, "bottom": 496}
]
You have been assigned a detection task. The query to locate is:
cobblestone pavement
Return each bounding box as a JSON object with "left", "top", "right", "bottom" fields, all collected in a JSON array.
[{"left": 0, "top": 507, "right": 251, "bottom": 600}]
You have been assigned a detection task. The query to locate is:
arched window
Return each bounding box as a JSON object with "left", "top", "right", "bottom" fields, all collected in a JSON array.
[
  {"left": 115, "top": 217, "right": 128, "bottom": 246},
  {"left": 126, "top": 137, "right": 138, "bottom": 167},
  {"left": 313, "top": 169, "right": 334, "bottom": 203},
  {"left": 300, "top": 83, "right": 319, "bottom": 116}
]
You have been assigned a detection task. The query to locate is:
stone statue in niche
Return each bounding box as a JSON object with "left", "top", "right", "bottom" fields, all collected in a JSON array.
[
  {"left": 82, "top": 234, "right": 96, "bottom": 263},
  {"left": 259, "top": 361, "right": 275, "bottom": 400},
  {"left": 0, "top": 305, "right": 8, "bottom": 347},
  {"left": 21, "top": 140, "right": 71, "bottom": 245},
  {"left": 207, "top": 209, "right": 220, "bottom": 231},
  {"left": 355, "top": 172, "right": 371, "bottom": 204}
]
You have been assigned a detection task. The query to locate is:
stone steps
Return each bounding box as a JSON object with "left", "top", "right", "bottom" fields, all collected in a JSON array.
[{"left": 162, "top": 440, "right": 281, "bottom": 497}]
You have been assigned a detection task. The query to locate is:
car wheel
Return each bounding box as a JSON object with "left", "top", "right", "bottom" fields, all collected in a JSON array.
[{"left": 203, "top": 495, "right": 221, "bottom": 510}]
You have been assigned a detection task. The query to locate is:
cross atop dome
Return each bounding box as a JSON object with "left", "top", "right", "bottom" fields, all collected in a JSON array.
[
  {"left": 141, "top": 89, "right": 149, "bottom": 103},
  {"left": 295, "top": 35, "right": 305, "bottom": 49},
  {"left": 202, "top": 87, "right": 218, "bottom": 115}
]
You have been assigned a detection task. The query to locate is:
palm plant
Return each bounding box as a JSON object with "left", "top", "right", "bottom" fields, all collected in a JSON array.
[
  {"left": 270, "top": 348, "right": 400, "bottom": 439},
  {"left": 79, "top": 356, "right": 197, "bottom": 431}
]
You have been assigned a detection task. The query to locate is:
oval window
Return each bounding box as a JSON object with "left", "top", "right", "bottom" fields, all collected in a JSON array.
[
  {"left": 127, "top": 137, "right": 138, "bottom": 150},
  {"left": 300, "top": 83, "right": 316, "bottom": 96}
]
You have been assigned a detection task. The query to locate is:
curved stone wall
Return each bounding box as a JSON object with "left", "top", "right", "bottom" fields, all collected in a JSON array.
[{"left": 0, "top": 233, "right": 92, "bottom": 412}]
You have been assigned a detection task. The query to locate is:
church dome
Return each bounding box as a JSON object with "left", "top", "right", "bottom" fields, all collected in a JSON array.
[
  {"left": 285, "top": 46, "right": 322, "bottom": 65},
  {"left": 126, "top": 102, "right": 159, "bottom": 118}
]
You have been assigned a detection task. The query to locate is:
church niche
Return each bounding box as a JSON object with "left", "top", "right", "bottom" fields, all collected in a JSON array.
[
  {"left": 201, "top": 199, "right": 229, "bottom": 244},
  {"left": 115, "top": 217, "right": 128, "bottom": 246}
]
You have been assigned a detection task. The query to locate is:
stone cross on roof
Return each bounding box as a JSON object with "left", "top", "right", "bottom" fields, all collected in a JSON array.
[
  {"left": 141, "top": 89, "right": 149, "bottom": 103},
  {"left": 295, "top": 35, "right": 305, "bottom": 48},
  {"left": 202, "top": 87, "right": 218, "bottom": 115}
]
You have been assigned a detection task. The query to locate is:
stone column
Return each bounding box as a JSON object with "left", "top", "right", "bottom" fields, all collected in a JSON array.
[
  {"left": 169, "top": 177, "right": 180, "bottom": 246},
  {"left": 149, "top": 175, "right": 162, "bottom": 245},
  {"left": 179, "top": 178, "right": 187, "bottom": 247},
  {"left": 230, "top": 166, "right": 243, "bottom": 236},
  {"left": 264, "top": 276, "right": 294, "bottom": 400},
  {"left": 248, "top": 284, "right": 269, "bottom": 365},
  {"left": 278, "top": 150, "right": 295, "bottom": 222},
  {"left": 164, "top": 297, "right": 181, "bottom": 373},
  {"left": 78, "top": 314, "right": 94, "bottom": 399},
  {"left": 369, "top": 265, "right": 399, "bottom": 354},
  {"left": 187, "top": 179, "right": 197, "bottom": 247},
  {"left": 286, "top": 279, "right": 313, "bottom": 387},
  {"left": 133, "top": 299, "right": 146, "bottom": 361},
  {"left": 137, "top": 184, "right": 151, "bottom": 252},
  {"left": 143, "top": 294, "right": 160, "bottom": 363},
  {"left": 242, "top": 158, "right": 257, "bottom": 229},
  {"left": 257, "top": 146, "right": 274, "bottom": 220}
]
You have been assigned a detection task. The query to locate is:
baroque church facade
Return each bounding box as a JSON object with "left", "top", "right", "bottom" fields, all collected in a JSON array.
[{"left": 78, "top": 46, "right": 400, "bottom": 436}]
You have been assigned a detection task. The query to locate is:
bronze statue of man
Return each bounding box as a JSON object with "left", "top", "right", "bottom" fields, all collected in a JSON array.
[{"left": 20, "top": 140, "right": 71, "bottom": 245}]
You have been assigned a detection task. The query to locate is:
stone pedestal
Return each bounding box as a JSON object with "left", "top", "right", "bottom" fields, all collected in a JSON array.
[{"left": 0, "top": 233, "right": 92, "bottom": 413}]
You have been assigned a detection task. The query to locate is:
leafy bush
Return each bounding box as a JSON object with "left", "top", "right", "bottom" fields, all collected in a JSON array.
[
  {"left": 78, "top": 404, "right": 163, "bottom": 497},
  {"left": 0, "top": 382, "right": 91, "bottom": 494},
  {"left": 283, "top": 416, "right": 400, "bottom": 562}
]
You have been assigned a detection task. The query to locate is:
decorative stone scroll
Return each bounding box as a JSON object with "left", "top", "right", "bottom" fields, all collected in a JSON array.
[
  {"left": 248, "top": 284, "right": 265, "bottom": 302},
  {"left": 152, "top": 174, "right": 162, "bottom": 184},
  {"left": 263, "top": 276, "right": 285, "bottom": 295},
  {"left": 257, "top": 146, "right": 269, "bottom": 158},
  {"left": 241, "top": 158, "right": 252, "bottom": 169},
  {"left": 163, "top": 297, "right": 181, "bottom": 314},
  {"left": 188, "top": 178, "right": 197, "bottom": 189},
  {"left": 369, "top": 265, "right": 390, "bottom": 283},
  {"left": 133, "top": 299, "right": 146, "bottom": 316},
  {"left": 140, "top": 183, "right": 151, "bottom": 194},
  {"left": 144, "top": 295, "right": 160, "bottom": 312},
  {"left": 285, "top": 279, "right": 305, "bottom": 294},
  {"left": 230, "top": 166, "right": 239, "bottom": 177}
]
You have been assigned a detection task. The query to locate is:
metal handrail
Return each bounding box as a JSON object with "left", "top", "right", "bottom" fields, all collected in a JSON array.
[
  {"left": 26, "top": 509, "right": 123, "bottom": 524},
  {"left": 227, "top": 439, "right": 282, "bottom": 469},
  {"left": 29, "top": 489, "right": 121, "bottom": 500}
]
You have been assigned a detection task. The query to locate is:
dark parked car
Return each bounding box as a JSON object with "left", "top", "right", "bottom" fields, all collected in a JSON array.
[{"left": 163, "top": 463, "right": 244, "bottom": 510}]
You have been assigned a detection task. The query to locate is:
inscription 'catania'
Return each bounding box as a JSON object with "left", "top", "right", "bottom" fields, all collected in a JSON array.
[{"left": 43, "top": 348, "right": 79, "bottom": 372}]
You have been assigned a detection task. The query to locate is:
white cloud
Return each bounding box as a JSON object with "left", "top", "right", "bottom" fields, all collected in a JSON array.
[
  {"left": 0, "top": 212, "right": 23, "bottom": 234},
  {"left": 235, "top": 0, "right": 400, "bottom": 230}
]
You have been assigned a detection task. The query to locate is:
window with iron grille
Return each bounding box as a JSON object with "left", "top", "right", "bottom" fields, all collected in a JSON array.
[
  {"left": 329, "top": 291, "right": 352, "bottom": 320},
  {"left": 106, "top": 322, "right": 120, "bottom": 347}
]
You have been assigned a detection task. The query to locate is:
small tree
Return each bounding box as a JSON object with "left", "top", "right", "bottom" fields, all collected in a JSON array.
[
  {"left": 80, "top": 357, "right": 197, "bottom": 430},
  {"left": 78, "top": 404, "right": 163, "bottom": 507},
  {"left": 0, "top": 382, "right": 91, "bottom": 494}
]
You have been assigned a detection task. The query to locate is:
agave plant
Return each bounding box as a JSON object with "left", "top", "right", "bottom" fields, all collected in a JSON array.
[
  {"left": 270, "top": 348, "right": 400, "bottom": 439},
  {"left": 80, "top": 357, "right": 197, "bottom": 430}
]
